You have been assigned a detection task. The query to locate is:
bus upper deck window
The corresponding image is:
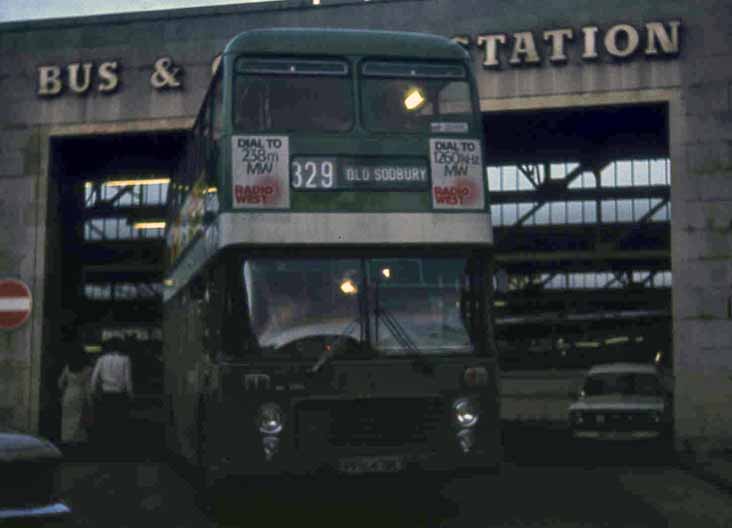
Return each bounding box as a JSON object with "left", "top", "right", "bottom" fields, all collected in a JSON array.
[
  {"left": 360, "top": 60, "right": 475, "bottom": 134},
  {"left": 234, "top": 57, "right": 353, "bottom": 133}
]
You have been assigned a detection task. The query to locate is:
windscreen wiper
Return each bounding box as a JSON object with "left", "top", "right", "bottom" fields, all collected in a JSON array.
[
  {"left": 376, "top": 307, "right": 434, "bottom": 374},
  {"left": 309, "top": 319, "right": 359, "bottom": 375}
]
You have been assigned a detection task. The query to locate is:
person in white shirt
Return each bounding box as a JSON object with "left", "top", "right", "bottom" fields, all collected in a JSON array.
[{"left": 90, "top": 338, "right": 134, "bottom": 450}]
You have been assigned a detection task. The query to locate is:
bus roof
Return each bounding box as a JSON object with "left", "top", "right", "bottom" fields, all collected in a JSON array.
[{"left": 223, "top": 28, "right": 468, "bottom": 60}]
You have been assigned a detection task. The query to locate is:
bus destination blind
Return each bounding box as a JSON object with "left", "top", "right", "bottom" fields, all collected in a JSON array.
[{"left": 291, "top": 157, "right": 428, "bottom": 191}]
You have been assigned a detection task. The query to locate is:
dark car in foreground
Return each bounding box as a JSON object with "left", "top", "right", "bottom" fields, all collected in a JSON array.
[
  {"left": 0, "top": 429, "right": 70, "bottom": 525},
  {"left": 568, "top": 363, "right": 672, "bottom": 443}
]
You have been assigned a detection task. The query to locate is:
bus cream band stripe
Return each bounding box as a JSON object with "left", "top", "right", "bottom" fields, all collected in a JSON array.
[
  {"left": 163, "top": 212, "right": 494, "bottom": 302},
  {"left": 0, "top": 298, "right": 32, "bottom": 311},
  {"left": 217, "top": 212, "right": 494, "bottom": 246}
]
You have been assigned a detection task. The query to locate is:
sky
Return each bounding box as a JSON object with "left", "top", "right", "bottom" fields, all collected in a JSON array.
[{"left": 0, "top": 0, "right": 274, "bottom": 23}]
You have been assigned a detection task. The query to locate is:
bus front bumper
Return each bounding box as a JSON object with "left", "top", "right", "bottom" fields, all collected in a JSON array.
[{"left": 208, "top": 446, "right": 499, "bottom": 479}]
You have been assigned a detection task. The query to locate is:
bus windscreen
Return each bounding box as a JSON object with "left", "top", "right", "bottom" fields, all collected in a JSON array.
[{"left": 241, "top": 257, "right": 476, "bottom": 357}]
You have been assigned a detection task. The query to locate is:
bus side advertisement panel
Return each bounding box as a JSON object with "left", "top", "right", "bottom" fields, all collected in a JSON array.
[
  {"left": 231, "top": 135, "right": 290, "bottom": 209},
  {"left": 430, "top": 138, "right": 485, "bottom": 210}
]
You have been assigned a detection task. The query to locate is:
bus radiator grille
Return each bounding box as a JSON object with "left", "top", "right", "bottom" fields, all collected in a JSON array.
[
  {"left": 582, "top": 411, "right": 659, "bottom": 429},
  {"left": 295, "top": 397, "right": 446, "bottom": 449}
]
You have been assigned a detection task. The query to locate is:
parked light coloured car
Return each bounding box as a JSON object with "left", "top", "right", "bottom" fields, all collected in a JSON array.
[
  {"left": 568, "top": 363, "right": 672, "bottom": 442},
  {"left": 0, "top": 429, "right": 70, "bottom": 524}
]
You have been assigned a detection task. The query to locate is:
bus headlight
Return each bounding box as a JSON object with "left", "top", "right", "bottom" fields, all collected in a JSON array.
[
  {"left": 257, "top": 403, "right": 284, "bottom": 435},
  {"left": 453, "top": 398, "right": 479, "bottom": 428}
]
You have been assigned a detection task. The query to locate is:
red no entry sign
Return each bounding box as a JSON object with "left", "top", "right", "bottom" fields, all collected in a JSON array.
[{"left": 0, "top": 279, "right": 32, "bottom": 330}]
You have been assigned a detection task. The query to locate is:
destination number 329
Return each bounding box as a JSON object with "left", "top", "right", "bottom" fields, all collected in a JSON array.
[{"left": 291, "top": 159, "right": 335, "bottom": 189}]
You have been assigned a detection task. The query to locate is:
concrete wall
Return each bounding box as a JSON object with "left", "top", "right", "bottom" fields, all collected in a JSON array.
[
  {"left": 0, "top": 0, "right": 731, "bottom": 453},
  {"left": 668, "top": 4, "right": 732, "bottom": 455}
]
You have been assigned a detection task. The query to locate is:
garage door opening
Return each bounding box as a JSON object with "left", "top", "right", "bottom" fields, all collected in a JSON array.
[
  {"left": 484, "top": 103, "right": 671, "bottom": 424},
  {"left": 40, "top": 132, "right": 186, "bottom": 442}
]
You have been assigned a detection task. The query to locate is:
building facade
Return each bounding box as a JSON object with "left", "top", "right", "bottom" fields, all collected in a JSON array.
[{"left": 0, "top": 0, "right": 730, "bottom": 454}]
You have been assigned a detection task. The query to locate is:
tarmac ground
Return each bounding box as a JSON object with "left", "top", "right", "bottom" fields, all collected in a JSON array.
[{"left": 43, "top": 420, "right": 732, "bottom": 528}]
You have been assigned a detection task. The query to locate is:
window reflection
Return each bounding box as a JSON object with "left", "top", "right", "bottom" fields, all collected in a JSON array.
[
  {"left": 501, "top": 270, "right": 672, "bottom": 291},
  {"left": 487, "top": 159, "right": 670, "bottom": 227},
  {"left": 84, "top": 178, "right": 169, "bottom": 208},
  {"left": 240, "top": 257, "right": 476, "bottom": 356},
  {"left": 84, "top": 217, "right": 164, "bottom": 240}
]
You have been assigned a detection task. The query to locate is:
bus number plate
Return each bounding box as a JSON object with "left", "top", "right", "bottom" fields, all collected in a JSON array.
[{"left": 337, "top": 456, "right": 404, "bottom": 474}]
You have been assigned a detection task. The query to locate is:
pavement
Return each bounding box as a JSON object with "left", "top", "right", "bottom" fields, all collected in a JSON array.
[
  {"left": 52, "top": 450, "right": 732, "bottom": 528},
  {"left": 53, "top": 420, "right": 732, "bottom": 524},
  {"left": 502, "top": 420, "right": 732, "bottom": 495},
  {"left": 55, "top": 461, "right": 215, "bottom": 528},
  {"left": 678, "top": 449, "right": 732, "bottom": 496}
]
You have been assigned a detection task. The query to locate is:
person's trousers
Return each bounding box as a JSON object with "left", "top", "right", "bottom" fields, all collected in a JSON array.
[{"left": 93, "top": 393, "right": 130, "bottom": 453}]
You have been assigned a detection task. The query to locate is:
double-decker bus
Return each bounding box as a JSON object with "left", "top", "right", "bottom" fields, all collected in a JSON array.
[{"left": 163, "top": 28, "right": 499, "bottom": 484}]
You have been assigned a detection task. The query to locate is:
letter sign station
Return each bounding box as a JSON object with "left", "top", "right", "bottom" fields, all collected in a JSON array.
[{"left": 461, "top": 20, "right": 681, "bottom": 69}]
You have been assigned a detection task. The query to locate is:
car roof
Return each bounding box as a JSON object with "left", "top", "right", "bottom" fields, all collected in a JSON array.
[
  {"left": 587, "top": 362, "right": 658, "bottom": 375},
  {"left": 0, "top": 431, "right": 62, "bottom": 462}
]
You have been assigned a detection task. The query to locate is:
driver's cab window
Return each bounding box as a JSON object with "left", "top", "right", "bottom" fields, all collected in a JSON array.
[{"left": 241, "top": 259, "right": 363, "bottom": 354}]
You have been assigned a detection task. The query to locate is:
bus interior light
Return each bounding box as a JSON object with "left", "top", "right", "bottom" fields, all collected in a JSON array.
[
  {"left": 604, "top": 336, "right": 629, "bottom": 345},
  {"left": 133, "top": 221, "right": 166, "bottom": 230},
  {"left": 340, "top": 279, "right": 358, "bottom": 295},
  {"left": 381, "top": 268, "right": 391, "bottom": 279},
  {"left": 404, "top": 87, "right": 426, "bottom": 111},
  {"left": 104, "top": 177, "right": 171, "bottom": 187}
]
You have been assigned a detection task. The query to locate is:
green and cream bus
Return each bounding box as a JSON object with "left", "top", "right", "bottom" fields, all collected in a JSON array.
[{"left": 163, "top": 28, "right": 500, "bottom": 482}]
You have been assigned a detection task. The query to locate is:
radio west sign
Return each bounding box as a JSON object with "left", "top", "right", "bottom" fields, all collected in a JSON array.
[{"left": 453, "top": 20, "right": 681, "bottom": 68}]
